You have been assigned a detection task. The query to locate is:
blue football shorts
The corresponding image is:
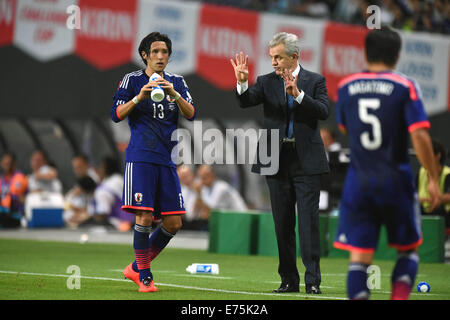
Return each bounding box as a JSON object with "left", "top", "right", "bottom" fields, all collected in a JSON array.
[
  {"left": 121, "top": 162, "right": 186, "bottom": 220},
  {"left": 333, "top": 168, "right": 422, "bottom": 253}
]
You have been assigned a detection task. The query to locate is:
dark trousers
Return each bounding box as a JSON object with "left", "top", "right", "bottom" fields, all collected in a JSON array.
[{"left": 266, "top": 143, "right": 322, "bottom": 286}]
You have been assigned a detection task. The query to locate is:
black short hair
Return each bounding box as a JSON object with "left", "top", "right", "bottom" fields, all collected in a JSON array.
[
  {"left": 432, "top": 140, "right": 447, "bottom": 166},
  {"left": 365, "top": 26, "right": 401, "bottom": 67},
  {"left": 138, "top": 32, "right": 172, "bottom": 65},
  {"left": 77, "top": 176, "right": 97, "bottom": 193}
]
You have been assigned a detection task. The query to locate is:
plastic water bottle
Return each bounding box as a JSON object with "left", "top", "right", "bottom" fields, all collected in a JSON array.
[
  {"left": 149, "top": 73, "right": 165, "bottom": 102},
  {"left": 186, "top": 263, "right": 219, "bottom": 275}
]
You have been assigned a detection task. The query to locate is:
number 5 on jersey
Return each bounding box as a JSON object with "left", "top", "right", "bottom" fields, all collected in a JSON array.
[{"left": 358, "top": 98, "right": 382, "bottom": 150}]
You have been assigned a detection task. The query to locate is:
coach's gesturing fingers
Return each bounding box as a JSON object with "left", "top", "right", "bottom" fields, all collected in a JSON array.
[{"left": 230, "top": 51, "right": 249, "bottom": 84}]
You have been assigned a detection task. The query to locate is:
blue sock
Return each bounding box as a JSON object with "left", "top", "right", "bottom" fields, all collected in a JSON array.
[
  {"left": 391, "top": 251, "right": 419, "bottom": 299},
  {"left": 132, "top": 261, "right": 138, "bottom": 273},
  {"left": 347, "top": 263, "right": 370, "bottom": 300},
  {"left": 133, "top": 224, "right": 152, "bottom": 281},
  {"left": 148, "top": 226, "right": 174, "bottom": 261},
  {"left": 131, "top": 226, "right": 174, "bottom": 274}
]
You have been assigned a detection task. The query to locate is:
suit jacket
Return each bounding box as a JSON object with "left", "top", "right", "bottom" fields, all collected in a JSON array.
[{"left": 237, "top": 66, "right": 330, "bottom": 176}]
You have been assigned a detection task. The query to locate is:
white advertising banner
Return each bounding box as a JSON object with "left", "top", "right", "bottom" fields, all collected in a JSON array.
[
  {"left": 257, "top": 13, "right": 325, "bottom": 76},
  {"left": 13, "top": 0, "right": 76, "bottom": 61},
  {"left": 397, "top": 32, "right": 450, "bottom": 115},
  {"left": 133, "top": 0, "right": 200, "bottom": 75}
]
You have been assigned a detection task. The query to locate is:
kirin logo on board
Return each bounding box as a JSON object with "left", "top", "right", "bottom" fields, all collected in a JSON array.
[
  {"left": 195, "top": 4, "right": 259, "bottom": 90},
  {"left": 321, "top": 22, "right": 369, "bottom": 100},
  {"left": 75, "top": 0, "right": 137, "bottom": 70}
]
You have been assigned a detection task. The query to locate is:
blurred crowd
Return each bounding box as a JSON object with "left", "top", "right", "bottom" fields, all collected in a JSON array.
[
  {"left": 1, "top": 128, "right": 449, "bottom": 232},
  {"left": 2, "top": 127, "right": 448, "bottom": 233},
  {"left": 202, "top": 0, "right": 450, "bottom": 34},
  {"left": 0, "top": 150, "right": 249, "bottom": 232}
]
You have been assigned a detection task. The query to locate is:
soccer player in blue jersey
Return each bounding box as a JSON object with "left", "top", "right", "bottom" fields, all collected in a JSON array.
[
  {"left": 111, "top": 32, "right": 195, "bottom": 292},
  {"left": 333, "top": 27, "right": 441, "bottom": 300}
]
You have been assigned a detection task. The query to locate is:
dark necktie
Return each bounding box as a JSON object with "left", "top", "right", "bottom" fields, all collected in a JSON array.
[{"left": 286, "top": 93, "right": 294, "bottom": 139}]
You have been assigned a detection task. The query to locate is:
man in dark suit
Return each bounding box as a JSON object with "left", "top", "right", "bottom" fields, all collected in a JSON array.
[{"left": 231, "top": 32, "right": 329, "bottom": 294}]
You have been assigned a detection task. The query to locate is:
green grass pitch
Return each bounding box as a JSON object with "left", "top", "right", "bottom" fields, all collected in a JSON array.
[{"left": 0, "top": 238, "right": 449, "bottom": 300}]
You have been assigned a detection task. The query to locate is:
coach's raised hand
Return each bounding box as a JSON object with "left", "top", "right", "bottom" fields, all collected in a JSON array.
[
  {"left": 230, "top": 51, "right": 249, "bottom": 84},
  {"left": 281, "top": 68, "right": 300, "bottom": 98}
]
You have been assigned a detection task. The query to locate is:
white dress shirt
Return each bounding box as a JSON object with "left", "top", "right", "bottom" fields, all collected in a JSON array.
[{"left": 201, "top": 180, "right": 248, "bottom": 212}]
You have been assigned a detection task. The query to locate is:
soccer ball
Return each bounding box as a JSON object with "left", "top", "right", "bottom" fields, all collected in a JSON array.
[
  {"left": 79, "top": 233, "right": 89, "bottom": 244},
  {"left": 416, "top": 281, "right": 430, "bottom": 293}
]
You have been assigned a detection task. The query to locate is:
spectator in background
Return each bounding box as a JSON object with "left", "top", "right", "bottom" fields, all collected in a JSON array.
[
  {"left": 63, "top": 175, "right": 97, "bottom": 228},
  {"left": 0, "top": 152, "right": 28, "bottom": 227},
  {"left": 332, "top": 0, "right": 362, "bottom": 24},
  {"left": 193, "top": 165, "right": 248, "bottom": 226},
  {"left": 205, "top": 0, "right": 450, "bottom": 34},
  {"left": 71, "top": 153, "right": 100, "bottom": 184},
  {"left": 434, "top": 0, "right": 450, "bottom": 34},
  {"left": 417, "top": 140, "right": 450, "bottom": 230},
  {"left": 320, "top": 127, "right": 349, "bottom": 163},
  {"left": 63, "top": 153, "right": 100, "bottom": 228},
  {"left": 319, "top": 127, "right": 348, "bottom": 210},
  {"left": 81, "top": 157, "right": 135, "bottom": 232},
  {"left": 177, "top": 164, "right": 203, "bottom": 230},
  {"left": 267, "top": 0, "right": 290, "bottom": 14},
  {"left": 27, "top": 150, "right": 62, "bottom": 194},
  {"left": 24, "top": 150, "right": 64, "bottom": 224},
  {"left": 289, "top": 0, "right": 331, "bottom": 18}
]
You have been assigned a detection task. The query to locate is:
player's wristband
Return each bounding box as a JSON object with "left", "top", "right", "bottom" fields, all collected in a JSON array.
[
  {"left": 173, "top": 92, "right": 181, "bottom": 101},
  {"left": 132, "top": 96, "right": 140, "bottom": 105}
]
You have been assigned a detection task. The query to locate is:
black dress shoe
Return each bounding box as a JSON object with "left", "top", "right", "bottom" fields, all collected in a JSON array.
[
  {"left": 305, "top": 285, "right": 322, "bottom": 294},
  {"left": 273, "top": 283, "right": 299, "bottom": 293}
]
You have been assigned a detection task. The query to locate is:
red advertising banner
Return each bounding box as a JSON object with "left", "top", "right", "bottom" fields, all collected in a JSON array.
[
  {"left": 321, "top": 22, "right": 369, "bottom": 101},
  {"left": 75, "top": 0, "right": 137, "bottom": 70},
  {"left": 0, "top": 0, "right": 16, "bottom": 47},
  {"left": 195, "top": 4, "right": 259, "bottom": 90}
]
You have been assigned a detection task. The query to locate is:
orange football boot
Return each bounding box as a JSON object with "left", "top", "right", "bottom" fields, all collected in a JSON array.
[
  {"left": 123, "top": 263, "right": 140, "bottom": 286},
  {"left": 138, "top": 277, "right": 158, "bottom": 292}
]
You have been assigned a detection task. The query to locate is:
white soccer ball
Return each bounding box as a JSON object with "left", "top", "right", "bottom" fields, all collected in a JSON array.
[
  {"left": 79, "top": 233, "right": 89, "bottom": 244},
  {"left": 417, "top": 281, "right": 430, "bottom": 293}
]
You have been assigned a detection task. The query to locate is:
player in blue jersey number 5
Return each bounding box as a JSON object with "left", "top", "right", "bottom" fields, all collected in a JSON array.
[
  {"left": 111, "top": 32, "right": 196, "bottom": 292},
  {"left": 334, "top": 27, "right": 441, "bottom": 300}
]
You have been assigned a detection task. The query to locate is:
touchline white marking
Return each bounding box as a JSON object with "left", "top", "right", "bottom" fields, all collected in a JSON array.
[
  {"left": 111, "top": 269, "right": 333, "bottom": 285},
  {"left": 0, "top": 270, "right": 347, "bottom": 300},
  {"left": 109, "top": 269, "right": 231, "bottom": 279},
  {"left": 1, "top": 270, "right": 439, "bottom": 298},
  {"left": 172, "top": 274, "right": 233, "bottom": 280}
]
